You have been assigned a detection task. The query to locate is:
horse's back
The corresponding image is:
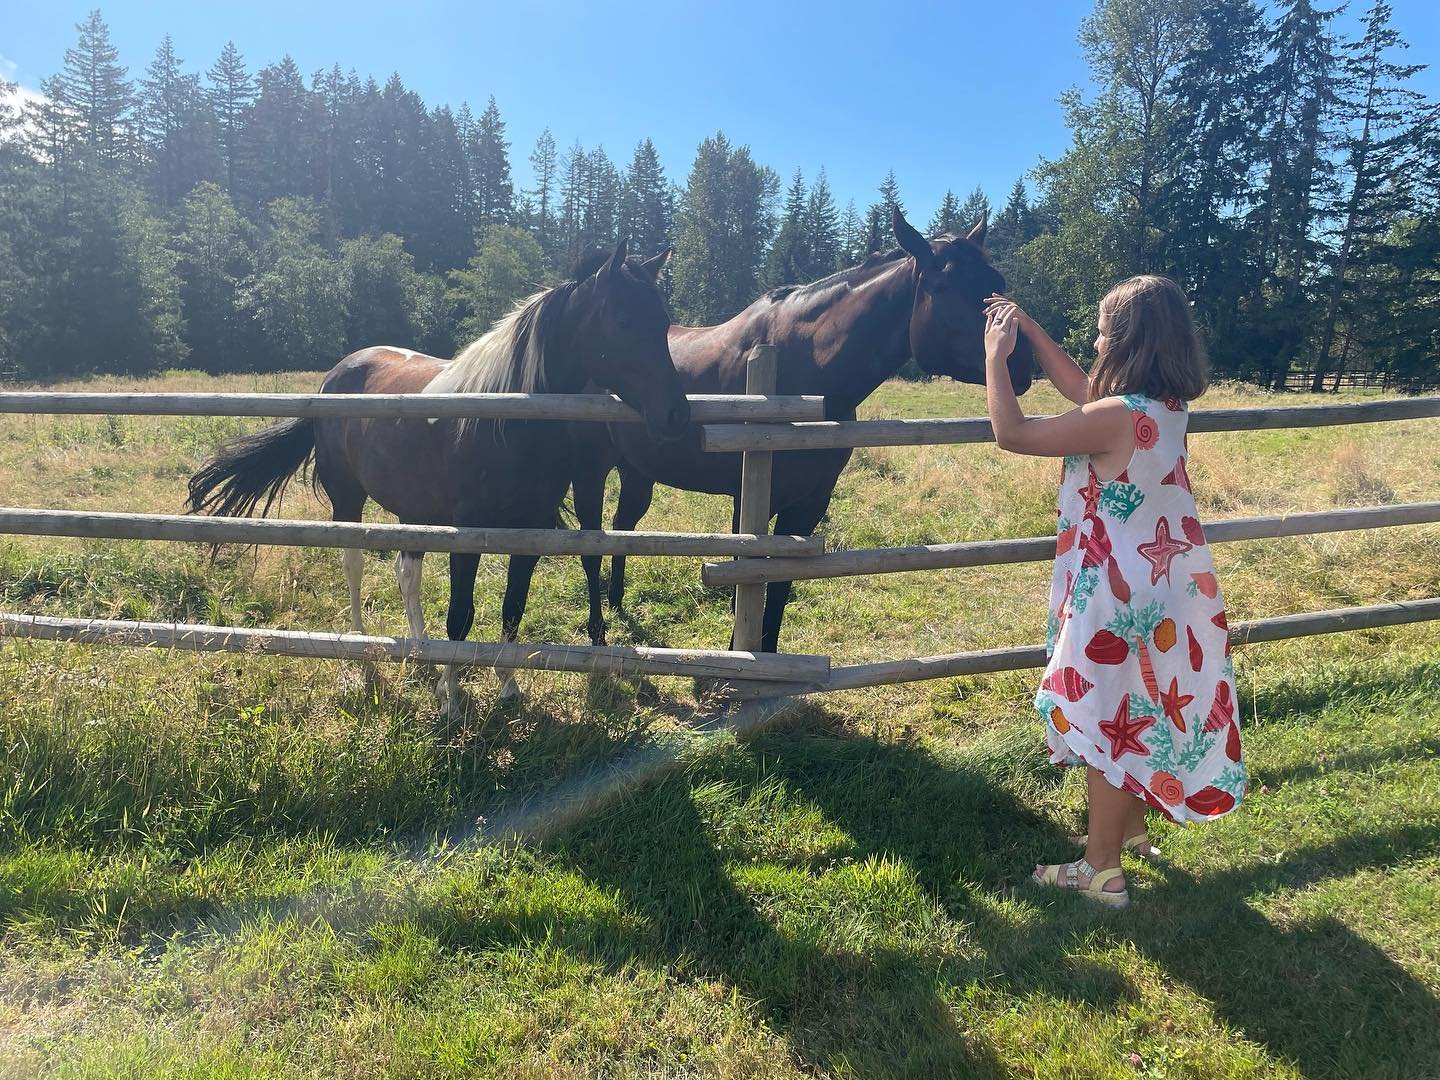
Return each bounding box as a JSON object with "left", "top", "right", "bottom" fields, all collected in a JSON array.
[{"left": 321, "top": 346, "right": 446, "bottom": 396}]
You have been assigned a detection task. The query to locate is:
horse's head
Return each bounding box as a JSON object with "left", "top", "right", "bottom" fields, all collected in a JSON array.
[
  {"left": 569, "top": 239, "right": 690, "bottom": 442},
  {"left": 893, "top": 208, "right": 1033, "bottom": 394}
]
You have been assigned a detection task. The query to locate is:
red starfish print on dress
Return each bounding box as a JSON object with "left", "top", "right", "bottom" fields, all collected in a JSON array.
[
  {"left": 1138, "top": 516, "right": 1194, "bottom": 585},
  {"left": 1159, "top": 677, "right": 1195, "bottom": 732},
  {"left": 1099, "top": 697, "right": 1156, "bottom": 759},
  {"left": 1079, "top": 469, "right": 1104, "bottom": 517},
  {"left": 1162, "top": 457, "right": 1192, "bottom": 492}
]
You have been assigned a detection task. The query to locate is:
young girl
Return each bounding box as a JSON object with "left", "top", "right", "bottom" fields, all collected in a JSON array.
[{"left": 983, "top": 277, "right": 1246, "bottom": 908}]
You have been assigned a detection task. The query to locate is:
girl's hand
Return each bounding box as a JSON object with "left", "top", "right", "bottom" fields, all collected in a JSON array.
[
  {"left": 984, "top": 302, "right": 1018, "bottom": 362},
  {"left": 984, "top": 294, "right": 1035, "bottom": 337}
]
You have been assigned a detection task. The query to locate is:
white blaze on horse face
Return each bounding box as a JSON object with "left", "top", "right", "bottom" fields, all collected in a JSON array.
[
  {"left": 343, "top": 549, "right": 366, "bottom": 633},
  {"left": 395, "top": 552, "right": 425, "bottom": 638}
]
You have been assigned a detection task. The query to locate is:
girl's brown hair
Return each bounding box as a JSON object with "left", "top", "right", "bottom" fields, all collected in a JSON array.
[{"left": 1088, "top": 275, "right": 1209, "bottom": 402}]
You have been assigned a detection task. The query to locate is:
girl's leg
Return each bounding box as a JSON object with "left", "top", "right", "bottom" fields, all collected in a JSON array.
[
  {"left": 1125, "top": 798, "right": 1148, "bottom": 843},
  {"left": 1081, "top": 767, "right": 1134, "bottom": 892}
]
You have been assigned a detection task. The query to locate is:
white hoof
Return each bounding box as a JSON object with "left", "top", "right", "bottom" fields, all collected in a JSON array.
[
  {"left": 435, "top": 665, "right": 465, "bottom": 718},
  {"left": 498, "top": 675, "right": 522, "bottom": 702}
]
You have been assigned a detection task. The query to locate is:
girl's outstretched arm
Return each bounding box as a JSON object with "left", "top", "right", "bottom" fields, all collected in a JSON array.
[
  {"left": 984, "top": 305, "right": 1130, "bottom": 459},
  {"left": 984, "top": 295, "right": 1090, "bottom": 406}
]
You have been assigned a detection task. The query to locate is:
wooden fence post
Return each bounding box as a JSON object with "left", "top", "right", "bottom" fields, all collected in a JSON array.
[{"left": 732, "top": 344, "right": 778, "bottom": 653}]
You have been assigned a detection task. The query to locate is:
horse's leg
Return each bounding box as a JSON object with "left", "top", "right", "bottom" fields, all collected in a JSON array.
[
  {"left": 343, "top": 550, "right": 366, "bottom": 633},
  {"left": 608, "top": 467, "right": 655, "bottom": 611},
  {"left": 572, "top": 460, "right": 611, "bottom": 646},
  {"left": 323, "top": 480, "right": 378, "bottom": 687},
  {"left": 394, "top": 550, "right": 426, "bottom": 639},
  {"left": 759, "top": 496, "right": 831, "bottom": 654},
  {"left": 438, "top": 553, "right": 481, "bottom": 716},
  {"left": 496, "top": 554, "right": 541, "bottom": 700}
]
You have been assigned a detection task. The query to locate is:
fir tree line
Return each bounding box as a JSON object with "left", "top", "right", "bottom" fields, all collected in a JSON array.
[{"left": 0, "top": 2, "right": 1435, "bottom": 389}]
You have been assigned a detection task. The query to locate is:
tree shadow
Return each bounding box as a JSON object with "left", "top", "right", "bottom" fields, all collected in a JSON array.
[
  {"left": 759, "top": 721, "right": 1440, "bottom": 1076},
  {"left": 529, "top": 767, "right": 1016, "bottom": 1078}
]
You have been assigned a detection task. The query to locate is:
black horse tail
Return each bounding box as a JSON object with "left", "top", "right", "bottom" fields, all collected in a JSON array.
[{"left": 187, "top": 418, "right": 316, "bottom": 518}]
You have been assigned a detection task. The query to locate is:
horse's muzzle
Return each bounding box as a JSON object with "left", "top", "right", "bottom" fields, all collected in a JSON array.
[{"left": 649, "top": 400, "right": 692, "bottom": 443}]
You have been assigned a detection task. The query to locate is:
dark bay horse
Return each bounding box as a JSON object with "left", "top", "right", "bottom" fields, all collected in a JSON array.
[
  {"left": 571, "top": 209, "right": 1034, "bottom": 652},
  {"left": 188, "top": 241, "right": 688, "bottom": 710}
]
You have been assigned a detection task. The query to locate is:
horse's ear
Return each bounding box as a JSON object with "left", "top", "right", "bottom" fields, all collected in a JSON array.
[
  {"left": 893, "top": 208, "right": 935, "bottom": 271},
  {"left": 639, "top": 248, "right": 671, "bottom": 282},
  {"left": 602, "top": 236, "right": 628, "bottom": 278},
  {"left": 966, "top": 212, "right": 988, "bottom": 250}
]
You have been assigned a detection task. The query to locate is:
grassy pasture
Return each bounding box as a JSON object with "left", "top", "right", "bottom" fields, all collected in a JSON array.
[{"left": 0, "top": 373, "right": 1437, "bottom": 1078}]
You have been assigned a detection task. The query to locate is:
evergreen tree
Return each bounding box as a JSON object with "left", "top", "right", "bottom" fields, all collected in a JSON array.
[
  {"left": 526, "top": 128, "right": 559, "bottom": 263},
  {"left": 205, "top": 41, "right": 253, "bottom": 195},
  {"left": 1252, "top": 0, "right": 1344, "bottom": 386},
  {"left": 763, "top": 168, "right": 810, "bottom": 288},
  {"left": 1156, "top": 0, "right": 1270, "bottom": 372},
  {"left": 1311, "top": 0, "right": 1432, "bottom": 388},
  {"left": 619, "top": 138, "right": 672, "bottom": 257},
  {"left": 246, "top": 56, "right": 320, "bottom": 206},
  {"left": 989, "top": 178, "right": 1037, "bottom": 257},
  {"left": 138, "top": 36, "right": 219, "bottom": 205},
  {"left": 558, "top": 139, "right": 588, "bottom": 265},
  {"left": 804, "top": 168, "right": 841, "bottom": 279},
  {"left": 55, "top": 10, "right": 135, "bottom": 168},
  {"left": 423, "top": 105, "right": 473, "bottom": 270},
  {"left": 958, "top": 185, "right": 990, "bottom": 232},
  {"left": 582, "top": 146, "right": 622, "bottom": 252},
  {"left": 669, "top": 132, "right": 778, "bottom": 323},
  {"left": 864, "top": 170, "right": 905, "bottom": 251},
  {"left": 469, "top": 96, "right": 513, "bottom": 225},
  {"left": 927, "top": 189, "right": 961, "bottom": 237},
  {"left": 837, "top": 198, "right": 864, "bottom": 268}
]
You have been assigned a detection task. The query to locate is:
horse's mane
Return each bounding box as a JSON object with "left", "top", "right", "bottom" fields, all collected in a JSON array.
[
  {"left": 424, "top": 284, "right": 572, "bottom": 397},
  {"left": 763, "top": 247, "right": 910, "bottom": 304}
]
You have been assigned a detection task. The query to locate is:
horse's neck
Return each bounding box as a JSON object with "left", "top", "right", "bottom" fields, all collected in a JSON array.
[
  {"left": 771, "top": 259, "right": 915, "bottom": 413},
  {"left": 537, "top": 317, "right": 587, "bottom": 395}
]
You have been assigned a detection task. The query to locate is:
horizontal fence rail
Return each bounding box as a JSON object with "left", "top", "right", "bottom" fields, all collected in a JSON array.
[
  {"left": 0, "top": 613, "right": 831, "bottom": 685},
  {"left": 0, "top": 507, "right": 824, "bottom": 559},
  {"left": 700, "top": 395, "right": 1440, "bottom": 453},
  {"left": 702, "top": 502, "right": 1440, "bottom": 587},
  {"left": 723, "top": 597, "right": 1440, "bottom": 699},
  {"left": 0, "top": 391, "right": 826, "bottom": 423}
]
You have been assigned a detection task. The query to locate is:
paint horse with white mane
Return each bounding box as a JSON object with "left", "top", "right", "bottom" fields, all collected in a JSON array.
[{"left": 188, "top": 242, "right": 688, "bottom": 710}]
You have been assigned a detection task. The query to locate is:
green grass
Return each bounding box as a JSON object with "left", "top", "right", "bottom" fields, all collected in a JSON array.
[{"left": 0, "top": 374, "right": 1438, "bottom": 1078}]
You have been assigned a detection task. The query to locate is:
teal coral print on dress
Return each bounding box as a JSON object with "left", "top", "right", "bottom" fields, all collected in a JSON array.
[
  {"left": 1121, "top": 394, "right": 1150, "bottom": 412},
  {"left": 1070, "top": 566, "right": 1101, "bottom": 613},
  {"left": 1099, "top": 480, "right": 1145, "bottom": 522}
]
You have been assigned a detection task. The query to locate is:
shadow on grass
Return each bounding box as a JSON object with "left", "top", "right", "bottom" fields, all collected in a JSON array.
[
  {"left": 428, "top": 741, "right": 1041, "bottom": 1079},
  {"left": 6, "top": 683, "right": 1438, "bottom": 1077},
  {"left": 759, "top": 723, "right": 1440, "bottom": 1078}
]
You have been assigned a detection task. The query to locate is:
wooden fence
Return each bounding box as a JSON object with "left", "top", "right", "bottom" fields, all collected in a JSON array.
[{"left": 1, "top": 361, "right": 1438, "bottom": 701}]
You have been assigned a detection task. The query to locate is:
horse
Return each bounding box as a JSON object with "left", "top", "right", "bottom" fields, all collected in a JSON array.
[
  {"left": 187, "top": 240, "right": 689, "bottom": 711},
  {"left": 569, "top": 208, "right": 1035, "bottom": 653}
]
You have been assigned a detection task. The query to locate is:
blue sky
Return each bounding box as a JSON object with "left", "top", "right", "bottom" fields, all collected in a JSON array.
[{"left": 5, "top": 0, "right": 1439, "bottom": 225}]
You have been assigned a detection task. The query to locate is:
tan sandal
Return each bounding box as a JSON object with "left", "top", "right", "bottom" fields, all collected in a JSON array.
[
  {"left": 1031, "top": 858, "right": 1130, "bottom": 908},
  {"left": 1070, "top": 831, "right": 1161, "bottom": 860}
]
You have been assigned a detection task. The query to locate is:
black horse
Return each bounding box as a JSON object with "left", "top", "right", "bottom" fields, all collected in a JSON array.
[{"left": 570, "top": 209, "right": 1035, "bottom": 652}]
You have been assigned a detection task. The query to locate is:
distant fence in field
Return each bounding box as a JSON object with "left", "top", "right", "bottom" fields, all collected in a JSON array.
[{"left": 1, "top": 364, "right": 1438, "bottom": 700}]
